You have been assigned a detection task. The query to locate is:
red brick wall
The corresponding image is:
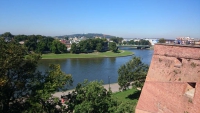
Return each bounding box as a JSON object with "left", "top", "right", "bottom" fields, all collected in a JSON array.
[{"left": 136, "top": 44, "right": 200, "bottom": 113}]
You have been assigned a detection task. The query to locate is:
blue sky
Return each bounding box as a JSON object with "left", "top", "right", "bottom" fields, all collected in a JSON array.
[{"left": 0, "top": 0, "right": 199, "bottom": 38}]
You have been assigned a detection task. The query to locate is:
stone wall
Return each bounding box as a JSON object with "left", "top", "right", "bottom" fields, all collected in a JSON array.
[{"left": 136, "top": 44, "right": 200, "bottom": 113}]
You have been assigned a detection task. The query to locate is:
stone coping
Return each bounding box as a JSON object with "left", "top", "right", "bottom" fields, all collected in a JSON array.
[{"left": 155, "top": 43, "right": 200, "bottom": 48}]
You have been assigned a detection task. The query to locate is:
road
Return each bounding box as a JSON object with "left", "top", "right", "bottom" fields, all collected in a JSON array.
[{"left": 53, "top": 83, "right": 121, "bottom": 98}]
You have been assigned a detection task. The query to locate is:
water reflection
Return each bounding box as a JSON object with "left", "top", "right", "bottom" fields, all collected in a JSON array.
[{"left": 38, "top": 47, "right": 153, "bottom": 89}]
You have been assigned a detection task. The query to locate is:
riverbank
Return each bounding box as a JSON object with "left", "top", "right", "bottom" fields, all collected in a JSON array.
[
  {"left": 41, "top": 50, "right": 133, "bottom": 59},
  {"left": 53, "top": 83, "right": 122, "bottom": 98}
]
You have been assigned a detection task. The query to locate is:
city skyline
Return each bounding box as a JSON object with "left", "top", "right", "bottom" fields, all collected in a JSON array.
[{"left": 0, "top": 0, "right": 200, "bottom": 38}]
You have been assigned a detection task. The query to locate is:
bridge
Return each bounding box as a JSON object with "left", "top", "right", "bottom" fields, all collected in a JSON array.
[{"left": 117, "top": 45, "right": 152, "bottom": 49}]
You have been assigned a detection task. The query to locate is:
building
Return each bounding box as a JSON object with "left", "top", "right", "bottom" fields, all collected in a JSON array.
[
  {"left": 144, "top": 39, "right": 159, "bottom": 45},
  {"left": 175, "top": 37, "right": 195, "bottom": 45},
  {"left": 136, "top": 44, "right": 200, "bottom": 113},
  {"left": 165, "top": 39, "right": 175, "bottom": 44}
]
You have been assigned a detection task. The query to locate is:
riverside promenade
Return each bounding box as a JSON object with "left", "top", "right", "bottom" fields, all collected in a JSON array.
[{"left": 53, "top": 83, "right": 121, "bottom": 98}]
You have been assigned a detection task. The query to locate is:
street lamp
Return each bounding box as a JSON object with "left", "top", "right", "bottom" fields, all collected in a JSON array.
[{"left": 108, "top": 76, "right": 110, "bottom": 89}]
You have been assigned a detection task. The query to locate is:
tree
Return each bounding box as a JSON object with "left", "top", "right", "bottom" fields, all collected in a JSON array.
[
  {"left": 0, "top": 38, "right": 73, "bottom": 112},
  {"left": 24, "top": 35, "right": 38, "bottom": 51},
  {"left": 114, "top": 101, "right": 134, "bottom": 113},
  {"left": 13, "top": 35, "right": 28, "bottom": 42},
  {"left": 96, "top": 43, "right": 103, "bottom": 52},
  {"left": 51, "top": 40, "right": 67, "bottom": 54},
  {"left": 110, "top": 37, "right": 123, "bottom": 44},
  {"left": 139, "top": 39, "right": 150, "bottom": 45},
  {"left": 26, "top": 64, "right": 73, "bottom": 112},
  {"left": 134, "top": 41, "right": 138, "bottom": 45},
  {"left": 36, "top": 37, "right": 54, "bottom": 53},
  {"left": 36, "top": 41, "right": 46, "bottom": 53},
  {"left": 158, "top": 38, "right": 166, "bottom": 43},
  {"left": 70, "top": 43, "right": 77, "bottom": 53},
  {"left": 64, "top": 36, "right": 69, "bottom": 40},
  {"left": 122, "top": 41, "right": 127, "bottom": 45},
  {"left": 1, "top": 32, "right": 14, "bottom": 41},
  {"left": 118, "top": 56, "right": 149, "bottom": 90},
  {"left": 127, "top": 40, "right": 135, "bottom": 45},
  {"left": 78, "top": 40, "right": 91, "bottom": 53},
  {"left": 109, "top": 42, "right": 118, "bottom": 52},
  {"left": 66, "top": 80, "right": 116, "bottom": 113}
]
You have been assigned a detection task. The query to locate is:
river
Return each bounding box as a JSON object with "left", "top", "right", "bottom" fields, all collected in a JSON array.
[{"left": 37, "top": 47, "right": 153, "bottom": 89}]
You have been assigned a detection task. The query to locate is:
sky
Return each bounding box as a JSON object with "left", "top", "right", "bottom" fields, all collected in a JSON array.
[{"left": 0, "top": 0, "right": 200, "bottom": 38}]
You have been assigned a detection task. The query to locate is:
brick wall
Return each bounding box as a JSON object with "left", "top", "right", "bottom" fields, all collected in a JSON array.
[{"left": 136, "top": 44, "right": 200, "bottom": 113}]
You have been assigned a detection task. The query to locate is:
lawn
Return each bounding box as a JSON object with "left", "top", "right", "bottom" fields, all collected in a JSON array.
[
  {"left": 112, "top": 88, "right": 141, "bottom": 112},
  {"left": 41, "top": 50, "right": 133, "bottom": 59}
]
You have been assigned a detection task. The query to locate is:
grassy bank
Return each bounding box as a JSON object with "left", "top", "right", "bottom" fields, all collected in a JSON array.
[
  {"left": 112, "top": 88, "right": 141, "bottom": 112},
  {"left": 41, "top": 50, "right": 133, "bottom": 59}
]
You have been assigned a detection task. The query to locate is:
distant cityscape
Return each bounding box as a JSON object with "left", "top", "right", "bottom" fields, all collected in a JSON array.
[
  {"left": 123, "top": 37, "right": 200, "bottom": 46},
  {"left": 54, "top": 33, "right": 200, "bottom": 50},
  {"left": 2, "top": 32, "right": 200, "bottom": 51}
]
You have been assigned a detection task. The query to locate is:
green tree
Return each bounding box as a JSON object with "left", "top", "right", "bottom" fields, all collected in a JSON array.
[
  {"left": 13, "top": 35, "right": 28, "bottom": 42},
  {"left": 134, "top": 41, "right": 139, "bottom": 45},
  {"left": 66, "top": 80, "right": 115, "bottom": 113},
  {"left": 118, "top": 56, "right": 149, "bottom": 90},
  {"left": 114, "top": 101, "right": 134, "bottom": 113},
  {"left": 109, "top": 42, "right": 118, "bottom": 52},
  {"left": 26, "top": 64, "right": 73, "bottom": 113},
  {"left": 0, "top": 38, "right": 73, "bottom": 112},
  {"left": 70, "top": 43, "right": 77, "bottom": 53},
  {"left": 139, "top": 39, "right": 150, "bottom": 45},
  {"left": 78, "top": 40, "right": 91, "bottom": 53},
  {"left": 51, "top": 40, "right": 67, "bottom": 54},
  {"left": 127, "top": 40, "right": 135, "bottom": 45},
  {"left": 158, "top": 38, "right": 166, "bottom": 43},
  {"left": 1, "top": 32, "right": 14, "bottom": 41},
  {"left": 36, "top": 41, "right": 46, "bottom": 53},
  {"left": 24, "top": 35, "right": 38, "bottom": 51},
  {"left": 64, "top": 36, "right": 69, "bottom": 40},
  {"left": 128, "top": 40, "right": 135, "bottom": 45},
  {"left": 96, "top": 43, "right": 103, "bottom": 52},
  {"left": 122, "top": 41, "right": 127, "bottom": 45},
  {"left": 110, "top": 37, "right": 123, "bottom": 44}
]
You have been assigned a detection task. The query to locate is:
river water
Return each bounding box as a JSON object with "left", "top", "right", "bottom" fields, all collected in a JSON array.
[{"left": 37, "top": 47, "right": 153, "bottom": 89}]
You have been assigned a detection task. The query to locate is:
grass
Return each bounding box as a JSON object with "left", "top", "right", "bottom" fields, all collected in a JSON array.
[
  {"left": 112, "top": 88, "right": 141, "bottom": 112},
  {"left": 41, "top": 50, "right": 133, "bottom": 59}
]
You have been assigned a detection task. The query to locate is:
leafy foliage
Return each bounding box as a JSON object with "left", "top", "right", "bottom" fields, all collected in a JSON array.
[
  {"left": 112, "top": 88, "right": 141, "bottom": 112},
  {"left": 0, "top": 38, "right": 73, "bottom": 112},
  {"left": 36, "top": 37, "right": 54, "bottom": 53},
  {"left": 24, "top": 35, "right": 41, "bottom": 51},
  {"left": 110, "top": 37, "right": 123, "bottom": 44},
  {"left": 118, "top": 56, "right": 149, "bottom": 90},
  {"left": 71, "top": 38, "right": 107, "bottom": 54},
  {"left": 25, "top": 64, "right": 72, "bottom": 113},
  {"left": 78, "top": 40, "right": 91, "bottom": 53},
  {"left": 114, "top": 101, "right": 134, "bottom": 113},
  {"left": 109, "top": 42, "right": 118, "bottom": 52},
  {"left": 125, "top": 39, "right": 150, "bottom": 45},
  {"left": 13, "top": 35, "right": 28, "bottom": 42},
  {"left": 51, "top": 39, "right": 67, "bottom": 54},
  {"left": 66, "top": 80, "right": 116, "bottom": 113},
  {"left": 1, "top": 32, "right": 56, "bottom": 53},
  {"left": 96, "top": 43, "right": 103, "bottom": 52},
  {"left": 65, "top": 80, "right": 136, "bottom": 113},
  {"left": 1, "top": 32, "right": 14, "bottom": 41},
  {"left": 158, "top": 38, "right": 166, "bottom": 43},
  {"left": 70, "top": 43, "right": 78, "bottom": 53},
  {"left": 1, "top": 32, "right": 111, "bottom": 54}
]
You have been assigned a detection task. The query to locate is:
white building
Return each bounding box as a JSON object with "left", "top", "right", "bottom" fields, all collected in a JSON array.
[{"left": 144, "top": 39, "right": 159, "bottom": 45}]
